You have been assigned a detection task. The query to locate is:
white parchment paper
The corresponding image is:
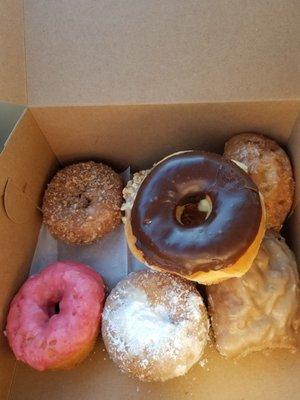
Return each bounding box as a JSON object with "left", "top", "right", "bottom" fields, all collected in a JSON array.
[{"left": 30, "top": 168, "right": 145, "bottom": 290}]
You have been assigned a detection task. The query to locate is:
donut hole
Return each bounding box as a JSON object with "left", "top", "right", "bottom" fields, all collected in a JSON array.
[
  {"left": 175, "top": 194, "right": 212, "bottom": 227},
  {"left": 48, "top": 301, "right": 61, "bottom": 318},
  {"left": 79, "top": 193, "right": 92, "bottom": 209}
]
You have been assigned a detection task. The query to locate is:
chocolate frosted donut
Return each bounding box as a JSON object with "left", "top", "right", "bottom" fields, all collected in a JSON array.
[
  {"left": 124, "top": 151, "right": 266, "bottom": 284},
  {"left": 43, "top": 162, "right": 123, "bottom": 244}
]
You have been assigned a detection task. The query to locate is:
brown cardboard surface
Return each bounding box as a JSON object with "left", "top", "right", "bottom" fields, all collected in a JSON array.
[
  {"left": 24, "top": 1, "right": 300, "bottom": 106},
  {"left": 31, "top": 101, "right": 299, "bottom": 168},
  {"left": 0, "top": 0, "right": 26, "bottom": 104},
  {"left": 0, "top": 110, "right": 58, "bottom": 400},
  {"left": 9, "top": 340, "right": 300, "bottom": 400}
]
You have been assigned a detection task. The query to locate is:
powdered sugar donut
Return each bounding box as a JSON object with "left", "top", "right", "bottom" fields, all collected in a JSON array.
[
  {"left": 5, "top": 261, "right": 105, "bottom": 371},
  {"left": 102, "top": 269, "right": 209, "bottom": 382}
]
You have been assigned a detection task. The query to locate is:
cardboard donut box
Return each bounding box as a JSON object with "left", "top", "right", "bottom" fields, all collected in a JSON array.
[{"left": 0, "top": 1, "right": 299, "bottom": 399}]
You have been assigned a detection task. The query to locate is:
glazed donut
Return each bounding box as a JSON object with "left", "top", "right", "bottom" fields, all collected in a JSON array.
[
  {"left": 5, "top": 261, "right": 105, "bottom": 371},
  {"left": 123, "top": 151, "right": 266, "bottom": 285},
  {"left": 43, "top": 161, "right": 123, "bottom": 244},
  {"left": 102, "top": 269, "right": 209, "bottom": 382},
  {"left": 224, "top": 133, "right": 295, "bottom": 231},
  {"left": 207, "top": 232, "right": 300, "bottom": 358}
]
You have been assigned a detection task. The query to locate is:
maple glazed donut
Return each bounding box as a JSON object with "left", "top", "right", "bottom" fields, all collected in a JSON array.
[
  {"left": 207, "top": 232, "right": 300, "bottom": 358},
  {"left": 224, "top": 133, "right": 295, "bottom": 231},
  {"left": 102, "top": 269, "right": 209, "bottom": 382},
  {"left": 123, "top": 151, "right": 266, "bottom": 285},
  {"left": 5, "top": 261, "right": 106, "bottom": 371},
  {"left": 43, "top": 161, "right": 123, "bottom": 244}
]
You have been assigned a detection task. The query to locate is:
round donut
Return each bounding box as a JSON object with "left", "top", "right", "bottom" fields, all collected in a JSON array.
[
  {"left": 123, "top": 151, "right": 266, "bottom": 285},
  {"left": 224, "top": 133, "right": 295, "bottom": 231},
  {"left": 43, "top": 161, "right": 123, "bottom": 244},
  {"left": 5, "top": 261, "right": 106, "bottom": 371},
  {"left": 102, "top": 269, "right": 209, "bottom": 382},
  {"left": 207, "top": 231, "right": 300, "bottom": 358}
]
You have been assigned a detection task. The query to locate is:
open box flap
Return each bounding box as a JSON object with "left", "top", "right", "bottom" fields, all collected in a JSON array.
[
  {"left": 1, "top": 1, "right": 299, "bottom": 106},
  {"left": 0, "top": 0, "right": 26, "bottom": 104},
  {"left": 24, "top": 1, "right": 299, "bottom": 106},
  {"left": 0, "top": 110, "right": 58, "bottom": 398}
]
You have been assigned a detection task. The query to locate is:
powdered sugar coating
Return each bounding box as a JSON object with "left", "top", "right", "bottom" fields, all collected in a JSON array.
[{"left": 102, "top": 269, "right": 209, "bottom": 381}]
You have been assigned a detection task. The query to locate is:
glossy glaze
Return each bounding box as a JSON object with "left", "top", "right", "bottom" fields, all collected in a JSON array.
[{"left": 131, "top": 151, "right": 262, "bottom": 274}]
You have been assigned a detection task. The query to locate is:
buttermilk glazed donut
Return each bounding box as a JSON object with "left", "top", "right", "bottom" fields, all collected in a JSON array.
[
  {"left": 123, "top": 151, "right": 266, "bottom": 285},
  {"left": 224, "top": 133, "right": 295, "bottom": 231},
  {"left": 102, "top": 269, "right": 209, "bottom": 382},
  {"left": 5, "top": 261, "right": 105, "bottom": 371},
  {"left": 207, "top": 232, "right": 300, "bottom": 358},
  {"left": 43, "top": 161, "right": 123, "bottom": 244}
]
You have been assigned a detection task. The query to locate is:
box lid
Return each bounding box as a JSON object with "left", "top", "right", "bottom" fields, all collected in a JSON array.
[
  {"left": 0, "top": 0, "right": 26, "bottom": 104},
  {"left": 1, "top": 1, "right": 299, "bottom": 106}
]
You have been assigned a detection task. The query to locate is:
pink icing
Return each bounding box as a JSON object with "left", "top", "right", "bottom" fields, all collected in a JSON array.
[{"left": 6, "top": 261, "right": 105, "bottom": 371}]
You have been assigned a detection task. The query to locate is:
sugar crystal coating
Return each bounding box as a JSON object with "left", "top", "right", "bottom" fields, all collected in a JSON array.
[{"left": 43, "top": 161, "right": 123, "bottom": 244}]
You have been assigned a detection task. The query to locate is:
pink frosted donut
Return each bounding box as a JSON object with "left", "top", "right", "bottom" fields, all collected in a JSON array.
[{"left": 5, "top": 261, "right": 105, "bottom": 371}]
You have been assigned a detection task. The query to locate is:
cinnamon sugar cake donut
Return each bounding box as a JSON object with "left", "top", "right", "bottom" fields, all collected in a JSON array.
[{"left": 43, "top": 161, "right": 123, "bottom": 244}]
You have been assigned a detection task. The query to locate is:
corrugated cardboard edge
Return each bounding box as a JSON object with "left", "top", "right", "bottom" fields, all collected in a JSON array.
[{"left": 0, "top": 0, "right": 27, "bottom": 104}]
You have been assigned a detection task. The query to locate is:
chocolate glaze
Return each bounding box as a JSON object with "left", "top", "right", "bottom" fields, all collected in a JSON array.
[{"left": 131, "top": 151, "right": 262, "bottom": 275}]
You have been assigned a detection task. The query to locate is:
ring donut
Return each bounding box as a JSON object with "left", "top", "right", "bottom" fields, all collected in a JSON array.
[
  {"left": 102, "top": 269, "right": 209, "bottom": 381},
  {"left": 123, "top": 151, "right": 266, "bottom": 284},
  {"left": 5, "top": 261, "right": 106, "bottom": 371},
  {"left": 224, "top": 133, "right": 295, "bottom": 231},
  {"left": 43, "top": 161, "right": 123, "bottom": 244}
]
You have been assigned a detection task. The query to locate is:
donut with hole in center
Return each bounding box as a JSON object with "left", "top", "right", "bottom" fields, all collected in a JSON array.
[{"left": 123, "top": 151, "right": 266, "bottom": 285}]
